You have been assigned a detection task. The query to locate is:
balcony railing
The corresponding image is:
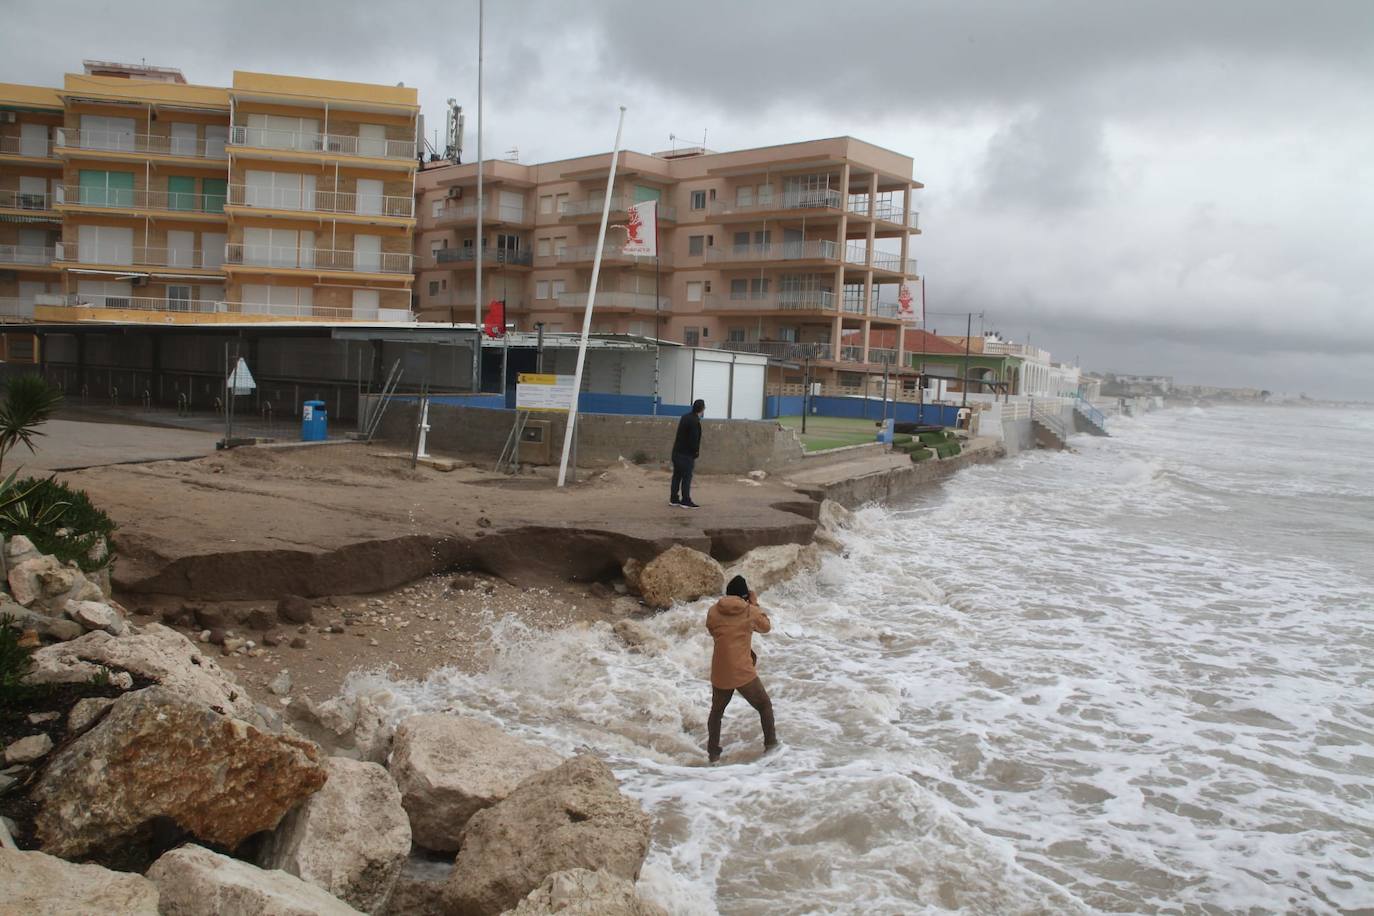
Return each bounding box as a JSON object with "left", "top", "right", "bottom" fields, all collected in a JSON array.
[
  {"left": 558, "top": 244, "right": 672, "bottom": 268},
  {"left": 0, "top": 244, "right": 56, "bottom": 266},
  {"left": 557, "top": 292, "right": 670, "bottom": 313},
  {"left": 56, "top": 242, "right": 220, "bottom": 270},
  {"left": 872, "top": 252, "right": 903, "bottom": 272},
  {"left": 0, "top": 190, "right": 56, "bottom": 212},
  {"left": 839, "top": 345, "right": 864, "bottom": 363},
  {"left": 224, "top": 243, "right": 413, "bottom": 274},
  {"left": 0, "top": 298, "right": 36, "bottom": 321},
  {"left": 57, "top": 185, "right": 226, "bottom": 215},
  {"left": 709, "top": 189, "right": 843, "bottom": 218},
  {"left": 872, "top": 302, "right": 901, "bottom": 318},
  {"left": 227, "top": 184, "right": 414, "bottom": 218},
  {"left": 845, "top": 244, "right": 869, "bottom": 267},
  {"left": 65, "top": 293, "right": 407, "bottom": 322},
  {"left": 55, "top": 128, "right": 228, "bottom": 160},
  {"left": 984, "top": 341, "right": 1052, "bottom": 362},
  {"left": 715, "top": 340, "right": 834, "bottom": 361},
  {"left": 229, "top": 125, "right": 416, "bottom": 161},
  {"left": 0, "top": 135, "right": 55, "bottom": 158},
  {"left": 705, "top": 240, "right": 838, "bottom": 264},
  {"left": 434, "top": 247, "right": 533, "bottom": 267},
  {"left": 434, "top": 201, "right": 528, "bottom": 224},
  {"left": 869, "top": 347, "right": 899, "bottom": 365},
  {"left": 705, "top": 291, "right": 836, "bottom": 313},
  {"left": 559, "top": 196, "right": 677, "bottom": 221}
]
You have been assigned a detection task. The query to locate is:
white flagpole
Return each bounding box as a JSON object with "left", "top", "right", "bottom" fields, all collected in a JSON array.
[
  {"left": 557, "top": 105, "right": 626, "bottom": 488},
  {"left": 472, "top": 0, "right": 484, "bottom": 393}
]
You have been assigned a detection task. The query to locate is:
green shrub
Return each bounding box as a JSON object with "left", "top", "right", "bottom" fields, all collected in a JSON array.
[
  {"left": 1, "top": 477, "right": 116, "bottom": 572},
  {"left": 0, "top": 614, "right": 38, "bottom": 705},
  {"left": 891, "top": 434, "right": 913, "bottom": 446},
  {"left": 917, "top": 430, "right": 954, "bottom": 445},
  {"left": 909, "top": 447, "right": 934, "bottom": 462}
]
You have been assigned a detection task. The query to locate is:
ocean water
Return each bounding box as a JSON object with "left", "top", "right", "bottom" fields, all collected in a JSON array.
[{"left": 357, "top": 405, "right": 1374, "bottom": 914}]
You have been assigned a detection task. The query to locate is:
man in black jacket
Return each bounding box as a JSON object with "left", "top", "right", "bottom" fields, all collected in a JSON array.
[{"left": 670, "top": 399, "right": 705, "bottom": 508}]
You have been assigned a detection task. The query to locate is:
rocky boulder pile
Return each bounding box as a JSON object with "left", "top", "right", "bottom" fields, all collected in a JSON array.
[{"left": 2, "top": 534, "right": 127, "bottom": 643}]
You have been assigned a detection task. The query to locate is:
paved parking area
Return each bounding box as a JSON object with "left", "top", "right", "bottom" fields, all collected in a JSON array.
[{"left": 15, "top": 419, "right": 220, "bottom": 472}]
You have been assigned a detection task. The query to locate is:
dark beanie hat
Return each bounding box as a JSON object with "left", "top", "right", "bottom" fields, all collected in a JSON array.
[
  {"left": 693, "top": 399, "right": 706, "bottom": 413},
  {"left": 726, "top": 575, "right": 749, "bottom": 599}
]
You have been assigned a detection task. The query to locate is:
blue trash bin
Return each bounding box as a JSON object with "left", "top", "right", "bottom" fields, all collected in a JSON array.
[{"left": 301, "top": 400, "right": 327, "bottom": 441}]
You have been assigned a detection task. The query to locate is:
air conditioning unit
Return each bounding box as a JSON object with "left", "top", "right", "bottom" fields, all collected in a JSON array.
[
  {"left": 0, "top": 112, "right": 16, "bottom": 124},
  {"left": 447, "top": 187, "right": 462, "bottom": 199},
  {"left": 132, "top": 276, "right": 149, "bottom": 288}
]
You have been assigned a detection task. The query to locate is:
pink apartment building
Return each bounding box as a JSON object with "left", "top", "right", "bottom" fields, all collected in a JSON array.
[{"left": 413, "top": 136, "right": 922, "bottom": 386}]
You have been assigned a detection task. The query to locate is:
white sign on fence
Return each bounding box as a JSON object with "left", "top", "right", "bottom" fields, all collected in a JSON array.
[
  {"left": 227, "top": 358, "right": 256, "bottom": 395},
  {"left": 516, "top": 373, "right": 577, "bottom": 412}
]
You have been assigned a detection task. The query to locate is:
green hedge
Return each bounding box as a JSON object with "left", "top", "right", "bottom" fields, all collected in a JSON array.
[{"left": 918, "top": 430, "right": 955, "bottom": 445}]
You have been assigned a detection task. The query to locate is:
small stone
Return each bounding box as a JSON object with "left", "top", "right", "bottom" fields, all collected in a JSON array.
[
  {"left": 5, "top": 733, "right": 54, "bottom": 765},
  {"left": 222, "top": 637, "right": 247, "bottom": 655},
  {"left": 0, "top": 773, "right": 17, "bottom": 793},
  {"left": 17, "top": 629, "right": 40, "bottom": 649},
  {"left": 369, "top": 638, "right": 379, "bottom": 647},
  {"left": 450, "top": 575, "right": 476, "bottom": 591},
  {"left": 192, "top": 605, "right": 228, "bottom": 629},
  {"left": 277, "top": 595, "right": 314, "bottom": 625},
  {"left": 268, "top": 672, "right": 293, "bottom": 696},
  {"left": 208, "top": 628, "right": 226, "bottom": 645},
  {"left": 245, "top": 607, "right": 276, "bottom": 631},
  {"left": 291, "top": 637, "right": 308, "bottom": 650},
  {"left": 476, "top": 516, "right": 492, "bottom": 528},
  {"left": 262, "top": 632, "right": 282, "bottom": 647},
  {"left": 198, "top": 629, "right": 211, "bottom": 643},
  {"left": 27, "top": 711, "right": 60, "bottom": 725}
]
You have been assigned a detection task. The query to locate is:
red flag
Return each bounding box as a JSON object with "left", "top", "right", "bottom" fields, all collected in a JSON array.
[{"left": 482, "top": 299, "right": 505, "bottom": 338}]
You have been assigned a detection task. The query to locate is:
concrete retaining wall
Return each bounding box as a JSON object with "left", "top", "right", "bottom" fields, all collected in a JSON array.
[
  {"left": 375, "top": 400, "right": 805, "bottom": 474},
  {"left": 793, "top": 445, "right": 1006, "bottom": 509}
]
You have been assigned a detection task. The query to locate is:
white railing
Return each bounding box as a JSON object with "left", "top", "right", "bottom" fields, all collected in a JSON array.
[
  {"left": 0, "top": 135, "right": 54, "bottom": 158},
  {"left": 839, "top": 345, "right": 864, "bottom": 363},
  {"left": 715, "top": 340, "right": 834, "bottom": 361},
  {"left": 0, "top": 189, "right": 55, "bottom": 211},
  {"left": 558, "top": 244, "right": 672, "bottom": 268},
  {"left": 0, "top": 244, "right": 55, "bottom": 265},
  {"left": 68, "top": 294, "right": 226, "bottom": 313},
  {"left": 984, "top": 341, "right": 1052, "bottom": 362},
  {"left": 56, "top": 242, "right": 218, "bottom": 269},
  {"left": 872, "top": 252, "right": 903, "bottom": 272},
  {"left": 557, "top": 292, "right": 671, "bottom": 313},
  {"left": 909, "top": 211, "right": 920, "bottom": 230},
  {"left": 0, "top": 298, "right": 36, "bottom": 321},
  {"left": 705, "top": 290, "right": 836, "bottom": 312},
  {"left": 55, "top": 128, "right": 228, "bottom": 160},
  {"left": 872, "top": 302, "right": 901, "bottom": 318},
  {"left": 434, "top": 201, "right": 528, "bottom": 224},
  {"left": 709, "top": 189, "right": 843, "bottom": 217},
  {"left": 227, "top": 184, "right": 414, "bottom": 218},
  {"left": 66, "top": 293, "right": 403, "bottom": 322},
  {"left": 559, "top": 196, "right": 677, "bottom": 221},
  {"left": 845, "top": 243, "right": 869, "bottom": 266},
  {"left": 57, "top": 184, "right": 226, "bottom": 214},
  {"left": 229, "top": 125, "right": 416, "bottom": 161},
  {"left": 869, "top": 347, "right": 899, "bottom": 365},
  {"left": 434, "top": 247, "right": 533, "bottom": 267},
  {"left": 224, "top": 243, "right": 413, "bottom": 274},
  {"left": 705, "top": 240, "right": 838, "bottom": 263}
]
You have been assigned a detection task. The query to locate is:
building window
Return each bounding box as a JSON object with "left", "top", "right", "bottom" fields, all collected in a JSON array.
[
  {"left": 536, "top": 238, "right": 550, "bottom": 258},
  {"left": 554, "top": 236, "right": 568, "bottom": 256},
  {"left": 552, "top": 279, "right": 566, "bottom": 298},
  {"left": 539, "top": 195, "right": 553, "bottom": 214},
  {"left": 690, "top": 190, "right": 706, "bottom": 210},
  {"left": 757, "top": 184, "right": 774, "bottom": 205},
  {"left": 429, "top": 281, "right": 440, "bottom": 296},
  {"left": 430, "top": 240, "right": 443, "bottom": 258},
  {"left": 839, "top": 373, "right": 864, "bottom": 387},
  {"left": 431, "top": 200, "right": 443, "bottom": 218},
  {"left": 730, "top": 279, "right": 747, "bottom": 300},
  {"left": 686, "top": 281, "right": 703, "bottom": 302},
  {"left": 536, "top": 280, "right": 550, "bottom": 299},
  {"left": 728, "top": 327, "right": 746, "bottom": 342},
  {"left": 441, "top": 278, "right": 447, "bottom": 290},
  {"left": 683, "top": 327, "right": 700, "bottom": 346},
  {"left": 555, "top": 193, "right": 569, "bottom": 213},
  {"left": 736, "top": 185, "right": 754, "bottom": 207},
  {"left": 688, "top": 235, "right": 704, "bottom": 256}
]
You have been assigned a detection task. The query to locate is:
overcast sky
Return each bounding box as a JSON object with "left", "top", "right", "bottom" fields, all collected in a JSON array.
[{"left": 5, "top": 0, "right": 1371, "bottom": 398}]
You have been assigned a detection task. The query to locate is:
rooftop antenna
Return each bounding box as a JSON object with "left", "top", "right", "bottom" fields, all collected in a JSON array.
[{"left": 505, "top": 146, "right": 519, "bottom": 162}]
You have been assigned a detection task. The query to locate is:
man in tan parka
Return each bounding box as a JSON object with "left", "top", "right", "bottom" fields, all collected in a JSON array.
[{"left": 706, "top": 574, "right": 777, "bottom": 762}]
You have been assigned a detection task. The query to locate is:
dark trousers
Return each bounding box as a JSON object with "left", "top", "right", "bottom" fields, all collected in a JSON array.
[
  {"left": 670, "top": 452, "right": 695, "bottom": 503},
  {"left": 707, "top": 676, "right": 776, "bottom": 759}
]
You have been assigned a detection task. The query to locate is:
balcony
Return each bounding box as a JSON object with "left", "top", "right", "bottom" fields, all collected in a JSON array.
[
  {"left": 709, "top": 189, "right": 843, "bottom": 220},
  {"left": 433, "top": 201, "right": 529, "bottom": 226},
  {"left": 0, "top": 298, "right": 36, "bottom": 322},
  {"left": 63, "top": 293, "right": 408, "bottom": 322},
  {"left": 224, "top": 243, "right": 413, "bottom": 275},
  {"left": 0, "top": 244, "right": 56, "bottom": 267},
  {"left": 557, "top": 244, "right": 672, "bottom": 269},
  {"left": 557, "top": 292, "right": 670, "bottom": 313},
  {"left": 0, "top": 189, "right": 57, "bottom": 215},
  {"left": 0, "top": 135, "right": 58, "bottom": 160},
  {"left": 559, "top": 196, "right": 677, "bottom": 222},
  {"left": 229, "top": 125, "right": 416, "bottom": 162},
  {"left": 984, "top": 340, "right": 1052, "bottom": 362},
  {"left": 227, "top": 184, "right": 414, "bottom": 219},
  {"left": 55, "top": 241, "right": 222, "bottom": 271},
  {"left": 705, "top": 240, "right": 838, "bottom": 265},
  {"left": 54, "top": 128, "right": 228, "bottom": 160},
  {"left": 869, "top": 347, "right": 900, "bottom": 365},
  {"left": 56, "top": 185, "right": 226, "bottom": 217},
  {"left": 715, "top": 340, "right": 833, "bottom": 362},
  {"left": 434, "top": 247, "right": 533, "bottom": 268},
  {"left": 704, "top": 291, "right": 836, "bottom": 314}
]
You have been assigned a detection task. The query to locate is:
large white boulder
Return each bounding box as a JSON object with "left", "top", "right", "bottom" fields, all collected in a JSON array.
[
  {"left": 34, "top": 687, "right": 326, "bottom": 863},
  {"left": 445, "top": 754, "right": 652, "bottom": 916},
  {"left": 148, "top": 844, "right": 362, "bottom": 915},
  {"left": 503, "top": 869, "right": 668, "bottom": 916},
  {"left": 637, "top": 545, "right": 725, "bottom": 610},
  {"left": 23, "top": 623, "right": 256, "bottom": 720},
  {"left": 389, "top": 714, "right": 562, "bottom": 852},
  {"left": 259, "top": 756, "right": 411, "bottom": 912},
  {"left": 0, "top": 847, "right": 160, "bottom": 915},
  {"left": 724, "top": 543, "right": 822, "bottom": 593}
]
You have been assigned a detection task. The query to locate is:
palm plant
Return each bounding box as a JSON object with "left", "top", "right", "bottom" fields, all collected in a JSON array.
[{"left": 0, "top": 375, "right": 62, "bottom": 475}]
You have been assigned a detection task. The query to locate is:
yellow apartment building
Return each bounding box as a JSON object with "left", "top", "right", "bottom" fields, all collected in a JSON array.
[
  {"left": 413, "top": 137, "right": 923, "bottom": 385},
  {"left": 0, "top": 60, "right": 418, "bottom": 353}
]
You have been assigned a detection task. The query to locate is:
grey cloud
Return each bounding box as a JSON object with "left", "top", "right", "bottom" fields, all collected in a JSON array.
[{"left": 978, "top": 104, "right": 1112, "bottom": 211}]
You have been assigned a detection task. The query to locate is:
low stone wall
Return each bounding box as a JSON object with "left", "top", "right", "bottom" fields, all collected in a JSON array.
[
  {"left": 790, "top": 445, "right": 1006, "bottom": 509},
  {"left": 373, "top": 400, "right": 804, "bottom": 475}
]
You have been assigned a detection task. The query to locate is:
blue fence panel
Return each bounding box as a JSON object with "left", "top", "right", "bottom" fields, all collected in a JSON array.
[{"left": 764, "top": 393, "right": 960, "bottom": 428}]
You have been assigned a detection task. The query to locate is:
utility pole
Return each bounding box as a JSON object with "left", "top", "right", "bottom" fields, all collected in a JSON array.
[
  {"left": 961, "top": 312, "right": 972, "bottom": 409},
  {"left": 471, "top": 0, "right": 484, "bottom": 394}
]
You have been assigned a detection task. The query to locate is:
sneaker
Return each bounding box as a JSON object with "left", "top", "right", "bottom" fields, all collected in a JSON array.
[
  {"left": 668, "top": 499, "right": 681, "bottom": 507},
  {"left": 681, "top": 500, "right": 701, "bottom": 509}
]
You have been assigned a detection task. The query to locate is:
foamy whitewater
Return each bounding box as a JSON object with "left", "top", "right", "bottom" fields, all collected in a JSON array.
[{"left": 354, "top": 405, "right": 1374, "bottom": 914}]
